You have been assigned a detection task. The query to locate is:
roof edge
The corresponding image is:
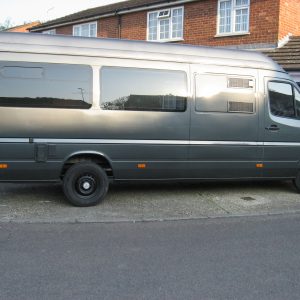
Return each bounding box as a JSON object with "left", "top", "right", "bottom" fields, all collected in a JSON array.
[
  {"left": 0, "top": 32, "right": 284, "bottom": 73},
  {"left": 30, "top": 0, "right": 197, "bottom": 32}
]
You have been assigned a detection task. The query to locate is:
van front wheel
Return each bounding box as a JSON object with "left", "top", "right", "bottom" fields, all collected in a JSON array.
[{"left": 63, "top": 162, "right": 109, "bottom": 207}]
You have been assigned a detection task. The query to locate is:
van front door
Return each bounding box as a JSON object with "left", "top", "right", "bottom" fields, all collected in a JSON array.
[
  {"left": 189, "top": 68, "right": 262, "bottom": 179},
  {"left": 263, "top": 78, "right": 300, "bottom": 178}
]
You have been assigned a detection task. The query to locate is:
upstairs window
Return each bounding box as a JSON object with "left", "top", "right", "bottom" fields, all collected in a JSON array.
[
  {"left": 73, "top": 22, "right": 97, "bottom": 37},
  {"left": 218, "top": 0, "right": 250, "bottom": 35},
  {"left": 148, "top": 7, "right": 184, "bottom": 42},
  {"left": 42, "top": 29, "right": 56, "bottom": 35}
]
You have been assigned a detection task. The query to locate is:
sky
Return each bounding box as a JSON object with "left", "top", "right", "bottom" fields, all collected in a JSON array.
[{"left": 0, "top": 0, "right": 127, "bottom": 26}]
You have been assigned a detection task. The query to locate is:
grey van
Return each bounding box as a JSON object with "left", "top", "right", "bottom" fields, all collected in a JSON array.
[{"left": 0, "top": 32, "right": 299, "bottom": 206}]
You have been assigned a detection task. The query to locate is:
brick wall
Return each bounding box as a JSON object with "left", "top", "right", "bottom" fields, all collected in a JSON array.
[
  {"left": 182, "top": 0, "right": 280, "bottom": 47},
  {"left": 115, "top": 0, "right": 281, "bottom": 47},
  {"left": 121, "top": 11, "right": 147, "bottom": 40},
  {"left": 56, "top": 25, "right": 73, "bottom": 35},
  {"left": 7, "top": 22, "right": 41, "bottom": 33},
  {"left": 38, "top": 0, "right": 299, "bottom": 48},
  {"left": 100, "top": 17, "right": 118, "bottom": 38},
  {"left": 53, "top": 11, "right": 147, "bottom": 40},
  {"left": 278, "top": 0, "right": 300, "bottom": 40}
]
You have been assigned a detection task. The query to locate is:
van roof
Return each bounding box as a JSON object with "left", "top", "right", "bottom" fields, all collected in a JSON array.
[{"left": 0, "top": 32, "right": 284, "bottom": 72}]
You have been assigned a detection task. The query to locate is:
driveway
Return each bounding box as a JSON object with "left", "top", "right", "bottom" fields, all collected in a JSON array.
[{"left": 0, "top": 180, "right": 300, "bottom": 223}]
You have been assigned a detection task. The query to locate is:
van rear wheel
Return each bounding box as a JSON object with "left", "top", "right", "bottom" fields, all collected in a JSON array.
[{"left": 63, "top": 162, "right": 109, "bottom": 207}]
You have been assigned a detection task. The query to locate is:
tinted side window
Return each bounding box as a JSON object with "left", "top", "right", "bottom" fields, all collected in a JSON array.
[
  {"left": 268, "top": 82, "right": 295, "bottom": 118},
  {"left": 100, "top": 67, "right": 187, "bottom": 112},
  {"left": 0, "top": 62, "right": 92, "bottom": 109}
]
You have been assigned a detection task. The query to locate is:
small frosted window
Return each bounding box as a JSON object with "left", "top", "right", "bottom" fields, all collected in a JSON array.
[{"left": 1, "top": 67, "right": 43, "bottom": 79}]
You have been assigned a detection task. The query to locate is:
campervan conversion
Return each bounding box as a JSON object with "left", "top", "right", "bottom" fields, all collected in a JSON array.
[{"left": 0, "top": 32, "right": 299, "bottom": 206}]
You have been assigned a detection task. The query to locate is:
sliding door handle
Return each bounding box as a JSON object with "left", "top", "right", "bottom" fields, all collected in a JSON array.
[{"left": 265, "top": 125, "right": 280, "bottom": 131}]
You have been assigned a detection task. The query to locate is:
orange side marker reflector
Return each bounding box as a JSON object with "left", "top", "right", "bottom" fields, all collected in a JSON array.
[
  {"left": 137, "top": 163, "right": 146, "bottom": 169},
  {"left": 0, "top": 164, "right": 8, "bottom": 169},
  {"left": 256, "top": 163, "right": 264, "bottom": 168}
]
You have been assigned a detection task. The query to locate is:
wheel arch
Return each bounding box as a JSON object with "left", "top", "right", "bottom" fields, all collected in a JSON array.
[{"left": 61, "top": 151, "right": 114, "bottom": 179}]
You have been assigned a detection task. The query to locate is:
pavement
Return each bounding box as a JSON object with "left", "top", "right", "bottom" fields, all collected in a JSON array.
[{"left": 0, "top": 180, "right": 300, "bottom": 223}]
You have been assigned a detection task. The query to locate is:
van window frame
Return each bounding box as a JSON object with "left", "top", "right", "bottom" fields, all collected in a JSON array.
[
  {"left": 194, "top": 72, "right": 256, "bottom": 114},
  {"left": 99, "top": 66, "right": 188, "bottom": 113},
  {"left": 0, "top": 61, "right": 93, "bottom": 109},
  {"left": 268, "top": 80, "right": 300, "bottom": 120}
]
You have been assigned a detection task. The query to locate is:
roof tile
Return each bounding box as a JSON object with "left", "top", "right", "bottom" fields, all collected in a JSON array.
[
  {"left": 265, "top": 36, "right": 300, "bottom": 70},
  {"left": 32, "top": 0, "right": 181, "bottom": 30}
]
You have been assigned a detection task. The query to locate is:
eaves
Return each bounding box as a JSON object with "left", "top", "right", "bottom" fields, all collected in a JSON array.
[{"left": 31, "top": 0, "right": 198, "bottom": 32}]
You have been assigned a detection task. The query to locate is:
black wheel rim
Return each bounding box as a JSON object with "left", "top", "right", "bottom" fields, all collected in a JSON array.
[{"left": 75, "top": 174, "right": 98, "bottom": 197}]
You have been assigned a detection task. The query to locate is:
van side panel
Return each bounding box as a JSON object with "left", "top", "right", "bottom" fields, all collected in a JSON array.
[
  {"left": 0, "top": 57, "right": 191, "bottom": 181},
  {"left": 0, "top": 109, "right": 190, "bottom": 180},
  {"left": 189, "top": 65, "right": 263, "bottom": 179},
  {"left": 0, "top": 34, "right": 292, "bottom": 181}
]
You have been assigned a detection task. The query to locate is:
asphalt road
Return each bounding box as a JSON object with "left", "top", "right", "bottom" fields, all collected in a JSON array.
[{"left": 1, "top": 213, "right": 300, "bottom": 300}]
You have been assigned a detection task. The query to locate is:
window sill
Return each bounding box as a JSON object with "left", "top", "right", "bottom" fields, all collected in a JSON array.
[
  {"left": 147, "top": 38, "right": 184, "bottom": 43},
  {"left": 215, "top": 32, "right": 250, "bottom": 38}
]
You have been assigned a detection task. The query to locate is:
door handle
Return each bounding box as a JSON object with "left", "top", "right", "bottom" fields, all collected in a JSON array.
[{"left": 265, "top": 125, "right": 280, "bottom": 131}]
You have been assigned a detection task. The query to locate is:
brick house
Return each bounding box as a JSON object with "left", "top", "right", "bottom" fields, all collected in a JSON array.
[
  {"left": 31, "top": 0, "right": 300, "bottom": 48},
  {"left": 30, "top": 0, "right": 300, "bottom": 78},
  {"left": 4, "top": 21, "right": 41, "bottom": 33}
]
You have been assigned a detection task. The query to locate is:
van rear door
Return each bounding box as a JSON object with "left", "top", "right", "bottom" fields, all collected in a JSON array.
[{"left": 0, "top": 138, "right": 35, "bottom": 181}]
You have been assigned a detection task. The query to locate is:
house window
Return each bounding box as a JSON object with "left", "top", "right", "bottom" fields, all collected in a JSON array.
[
  {"left": 218, "top": 0, "right": 250, "bottom": 35},
  {"left": 148, "top": 7, "right": 184, "bottom": 42},
  {"left": 73, "top": 22, "right": 97, "bottom": 37},
  {"left": 43, "top": 29, "right": 56, "bottom": 35}
]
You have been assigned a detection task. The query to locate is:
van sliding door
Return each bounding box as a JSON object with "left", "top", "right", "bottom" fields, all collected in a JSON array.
[
  {"left": 189, "top": 67, "right": 262, "bottom": 179},
  {"left": 99, "top": 66, "right": 190, "bottom": 180}
]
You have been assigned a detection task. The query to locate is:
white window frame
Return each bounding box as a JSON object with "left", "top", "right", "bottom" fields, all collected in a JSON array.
[
  {"left": 73, "top": 22, "right": 97, "bottom": 38},
  {"left": 43, "top": 29, "right": 56, "bottom": 35},
  {"left": 217, "top": 0, "right": 250, "bottom": 36},
  {"left": 158, "top": 9, "right": 171, "bottom": 19},
  {"left": 147, "top": 6, "right": 184, "bottom": 42}
]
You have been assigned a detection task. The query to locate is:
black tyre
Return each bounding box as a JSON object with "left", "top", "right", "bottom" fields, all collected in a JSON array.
[{"left": 63, "top": 162, "right": 109, "bottom": 207}]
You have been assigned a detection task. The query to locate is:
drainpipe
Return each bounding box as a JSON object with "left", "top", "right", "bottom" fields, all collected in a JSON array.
[{"left": 115, "top": 10, "right": 122, "bottom": 39}]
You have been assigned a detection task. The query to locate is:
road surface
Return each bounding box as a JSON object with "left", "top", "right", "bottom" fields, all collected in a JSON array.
[{"left": 1, "top": 213, "right": 300, "bottom": 300}]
